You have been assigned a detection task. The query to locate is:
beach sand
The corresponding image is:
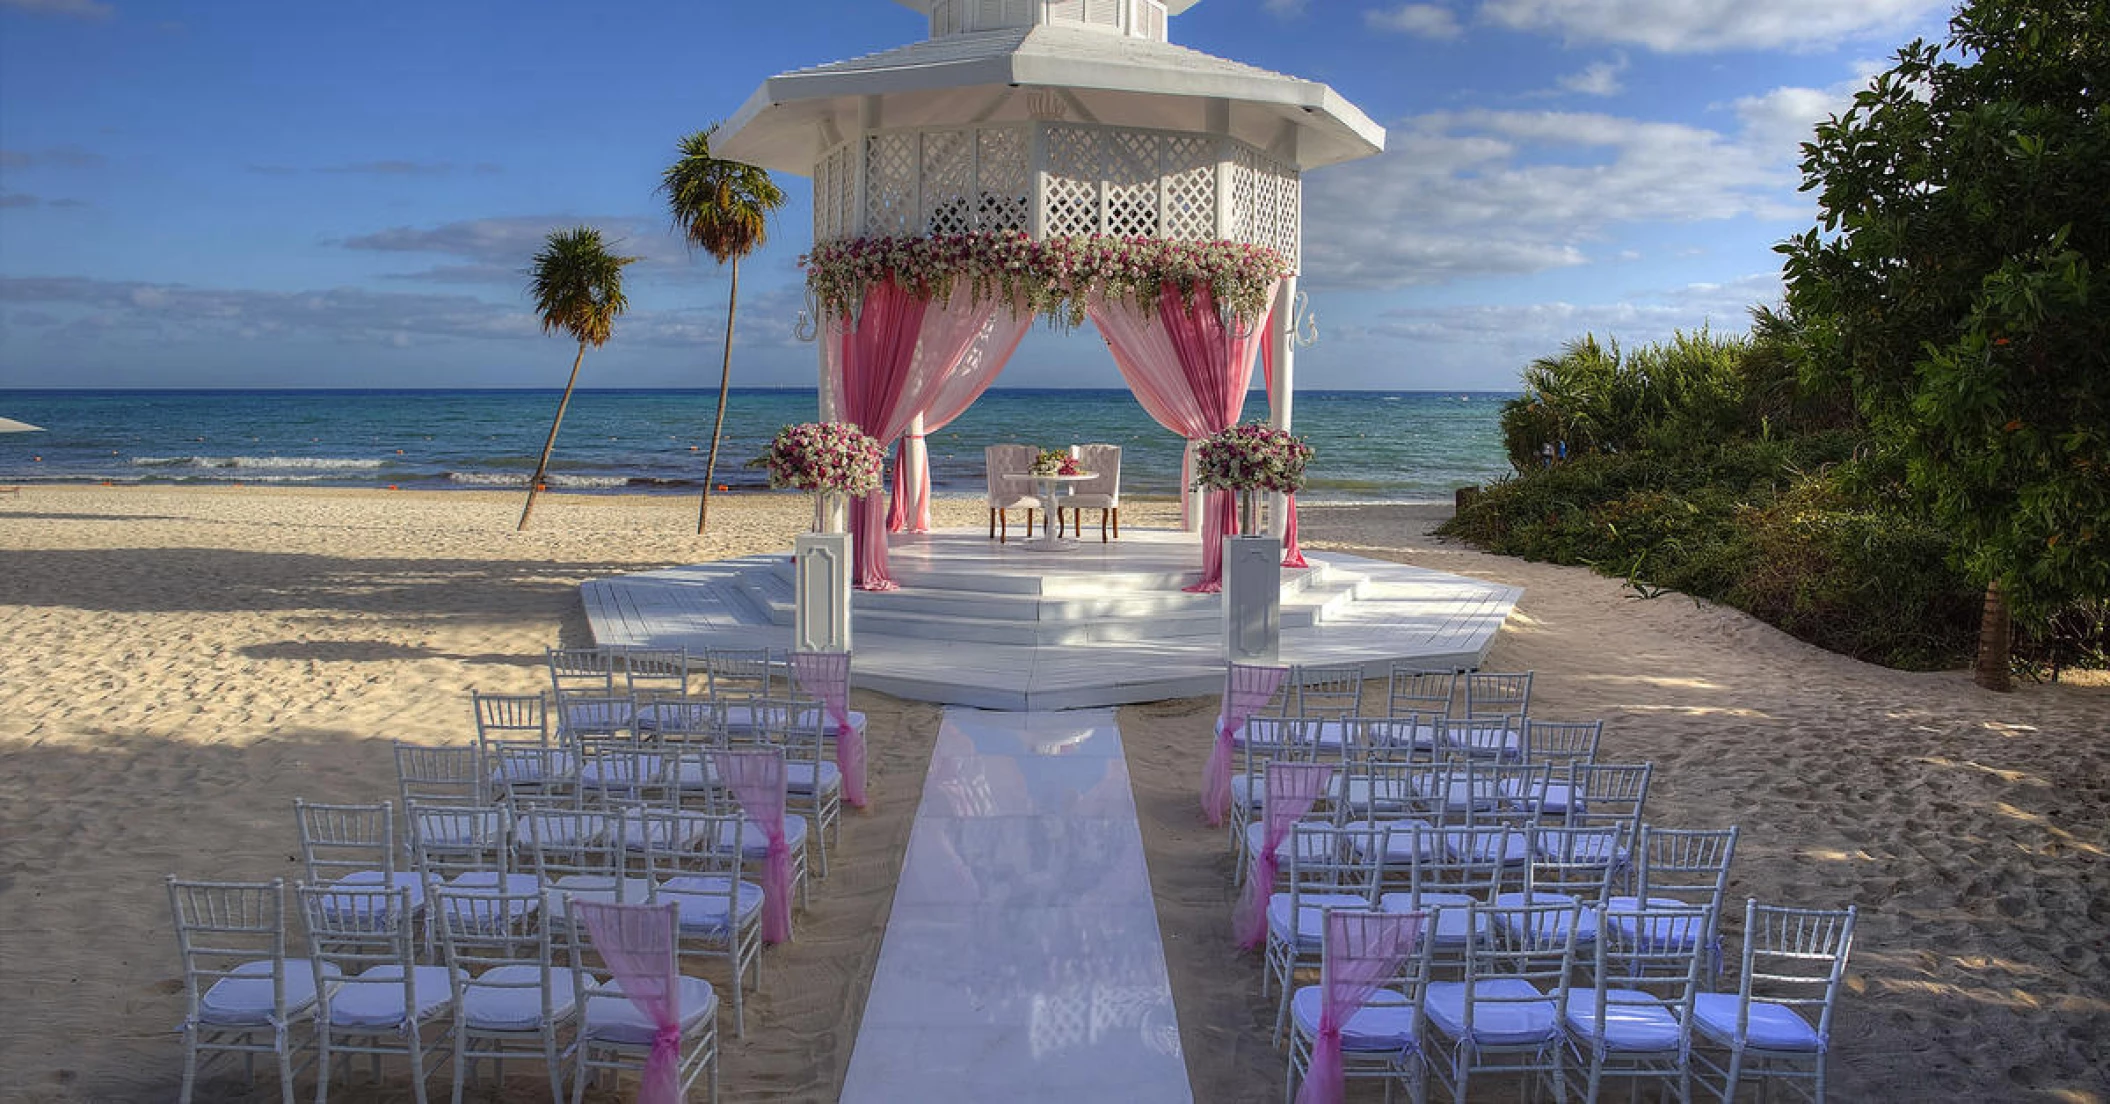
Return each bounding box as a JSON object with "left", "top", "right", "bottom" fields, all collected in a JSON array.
[{"left": 1, "top": 487, "right": 2104, "bottom": 1102}]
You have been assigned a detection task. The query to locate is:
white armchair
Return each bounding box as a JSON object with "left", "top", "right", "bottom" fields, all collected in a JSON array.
[
  {"left": 1060, "top": 443, "right": 1122, "bottom": 541},
  {"left": 984, "top": 444, "right": 1041, "bottom": 542}
]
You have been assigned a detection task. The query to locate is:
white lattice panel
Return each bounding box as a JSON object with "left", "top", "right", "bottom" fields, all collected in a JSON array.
[
  {"left": 865, "top": 133, "right": 918, "bottom": 237},
  {"left": 1160, "top": 135, "right": 1216, "bottom": 239},
  {"left": 1252, "top": 153, "right": 1301, "bottom": 270},
  {"left": 1104, "top": 130, "right": 1159, "bottom": 237},
  {"left": 921, "top": 130, "right": 976, "bottom": 235},
  {"left": 1044, "top": 126, "right": 1103, "bottom": 237},
  {"left": 976, "top": 128, "right": 1031, "bottom": 233},
  {"left": 812, "top": 143, "right": 856, "bottom": 242}
]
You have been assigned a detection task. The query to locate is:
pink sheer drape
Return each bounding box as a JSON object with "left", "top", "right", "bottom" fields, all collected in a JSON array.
[
  {"left": 790, "top": 650, "right": 865, "bottom": 809},
  {"left": 829, "top": 284, "right": 1023, "bottom": 587},
  {"left": 575, "top": 900, "right": 683, "bottom": 1104},
  {"left": 1203, "top": 662, "right": 1288, "bottom": 828},
  {"left": 1234, "top": 761, "right": 1334, "bottom": 950},
  {"left": 1089, "top": 280, "right": 1276, "bottom": 592},
  {"left": 887, "top": 309, "right": 1033, "bottom": 533},
  {"left": 709, "top": 749, "right": 792, "bottom": 944},
  {"left": 1296, "top": 909, "right": 1422, "bottom": 1104},
  {"left": 1258, "top": 310, "right": 1308, "bottom": 568}
]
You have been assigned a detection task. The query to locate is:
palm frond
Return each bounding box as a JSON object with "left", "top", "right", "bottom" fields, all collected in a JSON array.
[
  {"left": 660, "top": 125, "right": 787, "bottom": 265},
  {"left": 526, "top": 226, "right": 640, "bottom": 348}
]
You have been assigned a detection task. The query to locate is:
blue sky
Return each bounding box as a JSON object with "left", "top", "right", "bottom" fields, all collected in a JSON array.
[{"left": 0, "top": 0, "right": 1954, "bottom": 391}]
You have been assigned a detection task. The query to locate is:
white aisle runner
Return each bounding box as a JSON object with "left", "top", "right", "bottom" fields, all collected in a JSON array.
[{"left": 840, "top": 708, "right": 1193, "bottom": 1102}]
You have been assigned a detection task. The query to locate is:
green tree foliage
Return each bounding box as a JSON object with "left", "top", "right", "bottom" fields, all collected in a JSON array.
[
  {"left": 519, "top": 226, "right": 638, "bottom": 531},
  {"left": 661, "top": 126, "right": 787, "bottom": 535},
  {"left": 1778, "top": 0, "right": 2110, "bottom": 687}
]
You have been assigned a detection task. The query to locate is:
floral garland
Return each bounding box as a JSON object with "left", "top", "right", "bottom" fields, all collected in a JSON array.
[
  {"left": 755, "top": 421, "right": 884, "bottom": 496},
  {"left": 802, "top": 231, "right": 1289, "bottom": 328},
  {"left": 1191, "top": 421, "right": 1314, "bottom": 494}
]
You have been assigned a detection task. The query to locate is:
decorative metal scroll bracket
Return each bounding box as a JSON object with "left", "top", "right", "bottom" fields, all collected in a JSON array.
[
  {"left": 1289, "top": 290, "right": 1318, "bottom": 349},
  {"left": 793, "top": 289, "right": 822, "bottom": 343}
]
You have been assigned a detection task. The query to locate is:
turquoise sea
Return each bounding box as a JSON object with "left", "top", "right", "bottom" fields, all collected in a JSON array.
[{"left": 0, "top": 389, "right": 1516, "bottom": 503}]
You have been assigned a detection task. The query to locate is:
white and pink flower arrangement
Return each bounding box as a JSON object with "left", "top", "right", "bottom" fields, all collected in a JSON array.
[
  {"left": 1191, "top": 421, "right": 1314, "bottom": 495},
  {"left": 801, "top": 231, "right": 1289, "bottom": 327},
  {"left": 1029, "top": 449, "right": 1084, "bottom": 477},
  {"left": 757, "top": 421, "right": 884, "bottom": 497}
]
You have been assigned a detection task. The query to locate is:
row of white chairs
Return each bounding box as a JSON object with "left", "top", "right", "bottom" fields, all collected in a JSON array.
[
  {"left": 1244, "top": 663, "right": 1536, "bottom": 722},
  {"left": 1280, "top": 898, "right": 1857, "bottom": 1104},
  {"left": 167, "top": 877, "right": 720, "bottom": 1104}
]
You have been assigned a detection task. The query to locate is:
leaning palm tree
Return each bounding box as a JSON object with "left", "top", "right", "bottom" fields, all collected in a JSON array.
[
  {"left": 519, "top": 226, "right": 639, "bottom": 531},
  {"left": 660, "top": 125, "right": 786, "bottom": 534}
]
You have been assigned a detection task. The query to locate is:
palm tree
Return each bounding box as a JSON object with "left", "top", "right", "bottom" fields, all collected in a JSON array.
[
  {"left": 661, "top": 125, "right": 786, "bottom": 535},
  {"left": 519, "top": 226, "right": 639, "bottom": 531}
]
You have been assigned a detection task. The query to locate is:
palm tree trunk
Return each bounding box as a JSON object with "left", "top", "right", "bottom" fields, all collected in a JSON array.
[
  {"left": 519, "top": 341, "right": 587, "bottom": 531},
  {"left": 697, "top": 256, "right": 739, "bottom": 534},
  {"left": 1973, "top": 578, "right": 2013, "bottom": 692}
]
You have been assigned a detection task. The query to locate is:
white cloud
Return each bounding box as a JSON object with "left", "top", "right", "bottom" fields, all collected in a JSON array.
[
  {"left": 1556, "top": 55, "right": 1627, "bottom": 97},
  {"left": 1365, "top": 4, "right": 1464, "bottom": 39},
  {"left": 1353, "top": 273, "right": 1784, "bottom": 377},
  {"left": 1478, "top": 0, "right": 1948, "bottom": 53},
  {"left": 340, "top": 215, "right": 719, "bottom": 285},
  {"left": 1262, "top": 0, "right": 1309, "bottom": 15},
  {"left": 1302, "top": 108, "right": 1804, "bottom": 290},
  {"left": 1731, "top": 84, "right": 1854, "bottom": 159}
]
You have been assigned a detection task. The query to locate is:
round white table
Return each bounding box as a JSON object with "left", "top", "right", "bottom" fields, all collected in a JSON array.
[{"left": 1004, "top": 471, "right": 1096, "bottom": 551}]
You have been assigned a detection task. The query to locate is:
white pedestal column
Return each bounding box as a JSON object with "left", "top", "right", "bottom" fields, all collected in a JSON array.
[
  {"left": 794, "top": 532, "right": 852, "bottom": 653},
  {"left": 1224, "top": 534, "right": 1282, "bottom": 664}
]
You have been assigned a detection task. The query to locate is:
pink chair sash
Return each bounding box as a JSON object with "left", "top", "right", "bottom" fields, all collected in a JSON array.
[
  {"left": 1203, "top": 663, "right": 1288, "bottom": 827},
  {"left": 575, "top": 900, "right": 684, "bottom": 1104},
  {"left": 1234, "top": 761, "right": 1334, "bottom": 949},
  {"left": 1297, "top": 909, "right": 1421, "bottom": 1104},
  {"left": 790, "top": 650, "right": 866, "bottom": 809},
  {"left": 709, "top": 750, "right": 792, "bottom": 944}
]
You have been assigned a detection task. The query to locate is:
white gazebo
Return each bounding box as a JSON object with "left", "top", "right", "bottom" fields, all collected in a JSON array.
[{"left": 717, "top": 0, "right": 1384, "bottom": 599}]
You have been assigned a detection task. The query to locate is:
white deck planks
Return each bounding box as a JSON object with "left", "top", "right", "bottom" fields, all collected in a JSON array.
[{"left": 582, "top": 529, "right": 1521, "bottom": 709}]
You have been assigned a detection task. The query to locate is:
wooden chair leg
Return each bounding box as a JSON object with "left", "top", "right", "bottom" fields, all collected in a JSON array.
[
  {"left": 1112, "top": 507, "right": 1120, "bottom": 539},
  {"left": 1101, "top": 509, "right": 1109, "bottom": 542},
  {"left": 1026, "top": 508, "right": 1035, "bottom": 538},
  {"left": 989, "top": 507, "right": 997, "bottom": 540},
  {"left": 999, "top": 509, "right": 1008, "bottom": 543}
]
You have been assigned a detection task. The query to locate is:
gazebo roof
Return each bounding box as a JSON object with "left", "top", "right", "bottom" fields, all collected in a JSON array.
[{"left": 717, "top": 23, "right": 1384, "bottom": 176}]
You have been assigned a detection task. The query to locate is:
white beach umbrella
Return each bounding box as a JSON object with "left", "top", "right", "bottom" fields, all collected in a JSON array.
[{"left": 0, "top": 417, "right": 43, "bottom": 433}]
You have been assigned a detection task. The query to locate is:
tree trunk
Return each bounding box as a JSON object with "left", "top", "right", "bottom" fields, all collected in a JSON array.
[
  {"left": 698, "top": 256, "right": 740, "bottom": 535},
  {"left": 1973, "top": 578, "right": 2013, "bottom": 692},
  {"left": 519, "top": 341, "right": 587, "bottom": 531}
]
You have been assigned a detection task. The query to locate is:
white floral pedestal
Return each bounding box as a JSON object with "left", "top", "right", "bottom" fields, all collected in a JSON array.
[
  {"left": 795, "top": 495, "right": 852, "bottom": 652},
  {"left": 1224, "top": 533, "right": 1282, "bottom": 664}
]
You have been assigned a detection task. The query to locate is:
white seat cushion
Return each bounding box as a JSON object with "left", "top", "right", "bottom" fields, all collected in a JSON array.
[
  {"left": 1692, "top": 994, "right": 1824, "bottom": 1051},
  {"left": 1344, "top": 819, "right": 1436, "bottom": 864},
  {"left": 1504, "top": 780, "right": 1574, "bottom": 815},
  {"left": 1491, "top": 892, "right": 1599, "bottom": 945},
  {"left": 489, "top": 750, "right": 578, "bottom": 785},
  {"left": 659, "top": 876, "right": 767, "bottom": 933},
  {"left": 710, "top": 816, "right": 809, "bottom": 860},
  {"left": 1340, "top": 777, "right": 1419, "bottom": 812},
  {"left": 545, "top": 877, "right": 654, "bottom": 922},
  {"left": 1242, "top": 821, "right": 1337, "bottom": 867},
  {"left": 1265, "top": 893, "right": 1369, "bottom": 950},
  {"left": 325, "top": 964, "right": 461, "bottom": 1029},
  {"left": 1378, "top": 893, "right": 1483, "bottom": 947},
  {"left": 1230, "top": 772, "right": 1343, "bottom": 812},
  {"left": 1605, "top": 898, "right": 1709, "bottom": 949},
  {"left": 581, "top": 976, "right": 718, "bottom": 1045},
  {"left": 558, "top": 702, "right": 633, "bottom": 731},
  {"left": 329, "top": 871, "right": 427, "bottom": 912},
  {"left": 434, "top": 873, "right": 542, "bottom": 927},
  {"left": 784, "top": 761, "right": 842, "bottom": 796},
  {"left": 1290, "top": 985, "right": 1419, "bottom": 1052},
  {"left": 1441, "top": 829, "right": 1531, "bottom": 866},
  {"left": 461, "top": 964, "right": 577, "bottom": 1031},
  {"left": 1422, "top": 978, "right": 1559, "bottom": 1046},
  {"left": 197, "top": 960, "right": 337, "bottom": 1025},
  {"left": 1564, "top": 987, "right": 1683, "bottom": 1052}
]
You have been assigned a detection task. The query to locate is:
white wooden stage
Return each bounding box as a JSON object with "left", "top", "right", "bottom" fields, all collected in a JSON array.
[{"left": 582, "top": 528, "right": 1520, "bottom": 710}]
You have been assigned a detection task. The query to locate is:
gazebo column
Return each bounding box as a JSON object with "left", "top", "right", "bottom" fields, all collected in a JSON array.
[{"left": 1267, "top": 274, "right": 1295, "bottom": 540}]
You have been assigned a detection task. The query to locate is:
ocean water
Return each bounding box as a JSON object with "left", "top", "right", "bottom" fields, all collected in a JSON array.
[{"left": 0, "top": 389, "right": 1515, "bottom": 503}]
